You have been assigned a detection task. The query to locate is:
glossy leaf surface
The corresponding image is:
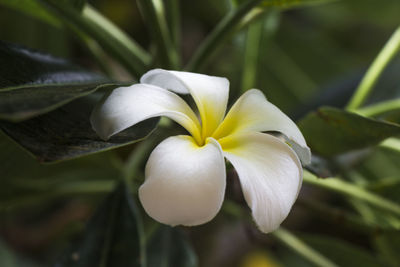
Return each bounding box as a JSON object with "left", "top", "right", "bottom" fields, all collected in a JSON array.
[
  {"left": 0, "top": 95, "right": 158, "bottom": 162},
  {"left": 0, "top": 41, "right": 123, "bottom": 122},
  {"left": 298, "top": 107, "right": 400, "bottom": 157}
]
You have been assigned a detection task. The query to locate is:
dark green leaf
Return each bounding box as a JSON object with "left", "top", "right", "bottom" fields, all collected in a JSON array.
[
  {"left": 305, "top": 155, "right": 337, "bottom": 178},
  {"left": 0, "top": 94, "right": 159, "bottom": 162},
  {"left": 233, "top": 0, "right": 337, "bottom": 9},
  {"left": 147, "top": 226, "right": 198, "bottom": 267},
  {"left": 60, "top": 0, "right": 86, "bottom": 10},
  {"left": 299, "top": 233, "right": 385, "bottom": 267},
  {"left": 259, "top": 0, "right": 338, "bottom": 9},
  {"left": 0, "top": 40, "right": 124, "bottom": 122},
  {"left": 0, "top": 0, "right": 61, "bottom": 27},
  {"left": 298, "top": 107, "right": 400, "bottom": 157},
  {"left": 55, "top": 184, "right": 145, "bottom": 267},
  {"left": 37, "top": 0, "right": 150, "bottom": 77},
  {"left": 374, "top": 231, "right": 400, "bottom": 266},
  {"left": 0, "top": 131, "right": 118, "bottom": 210},
  {"left": 44, "top": 0, "right": 86, "bottom": 11}
]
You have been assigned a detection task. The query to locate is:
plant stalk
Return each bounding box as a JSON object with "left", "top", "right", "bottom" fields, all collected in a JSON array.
[{"left": 347, "top": 26, "right": 400, "bottom": 110}]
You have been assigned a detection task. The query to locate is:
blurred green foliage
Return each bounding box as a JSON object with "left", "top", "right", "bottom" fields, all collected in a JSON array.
[{"left": 0, "top": 0, "right": 400, "bottom": 266}]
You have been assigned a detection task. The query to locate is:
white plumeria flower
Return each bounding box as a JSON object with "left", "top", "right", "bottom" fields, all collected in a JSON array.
[{"left": 91, "top": 69, "right": 311, "bottom": 233}]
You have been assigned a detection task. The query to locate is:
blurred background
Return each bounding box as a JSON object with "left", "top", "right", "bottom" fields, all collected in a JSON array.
[{"left": 1, "top": 0, "right": 400, "bottom": 266}]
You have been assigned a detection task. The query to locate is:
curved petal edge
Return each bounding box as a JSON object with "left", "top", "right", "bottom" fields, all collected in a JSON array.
[
  {"left": 219, "top": 132, "right": 303, "bottom": 233},
  {"left": 213, "top": 89, "right": 311, "bottom": 165},
  {"left": 139, "top": 135, "right": 226, "bottom": 226},
  {"left": 141, "top": 69, "right": 230, "bottom": 138},
  {"left": 90, "top": 84, "right": 201, "bottom": 141}
]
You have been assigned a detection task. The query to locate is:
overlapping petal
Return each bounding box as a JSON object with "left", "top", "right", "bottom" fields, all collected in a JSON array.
[
  {"left": 218, "top": 132, "right": 302, "bottom": 233},
  {"left": 139, "top": 135, "right": 226, "bottom": 226},
  {"left": 90, "top": 84, "right": 201, "bottom": 142},
  {"left": 141, "top": 69, "right": 230, "bottom": 140},
  {"left": 91, "top": 68, "right": 309, "bottom": 234},
  {"left": 213, "top": 89, "right": 311, "bottom": 164}
]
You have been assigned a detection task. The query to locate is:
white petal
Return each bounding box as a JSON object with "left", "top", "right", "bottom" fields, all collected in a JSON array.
[
  {"left": 213, "top": 89, "right": 311, "bottom": 165},
  {"left": 139, "top": 135, "right": 226, "bottom": 226},
  {"left": 141, "top": 69, "right": 229, "bottom": 138},
  {"left": 219, "top": 132, "right": 302, "bottom": 233},
  {"left": 90, "top": 84, "right": 201, "bottom": 142}
]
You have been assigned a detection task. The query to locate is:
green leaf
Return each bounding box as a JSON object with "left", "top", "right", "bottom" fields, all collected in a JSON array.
[
  {"left": 298, "top": 107, "right": 400, "bottom": 157},
  {"left": 0, "top": 0, "right": 61, "bottom": 27},
  {"left": 259, "top": 0, "right": 338, "bottom": 9},
  {"left": 305, "top": 154, "right": 337, "bottom": 178},
  {"left": 61, "top": 0, "right": 86, "bottom": 10},
  {"left": 0, "top": 94, "right": 159, "bottom": 162},
  {"left": 346, "top": 26, "right": 400, "bottom": 110},
  {"left": 185, "top": 0, "right": 264, "bottom": 71},
  {"left": 37, "top": 1, "right": 150, "bottom": 77},
  {"left": 0, "top": 41, "right": 124, "bottom": 122},
  {"left": 55, "top": 184, "right": 145, "bottom": 267},
  {"left": 272, "top": 228, "right": 338, "bottom": 267},
  {"left": 187, "top": 0, "right": 335, "bottom": 71},
  {"left": 147, "top": 226, "right": 198, "bottom": 267},
  {"left": 374, "top": 230, "right": 400, "bottom": 266},
  {"left": 0, "top": 130, "right": 119, "bottom": 210},
  {"left": 136, "top": 0, "right": 179, "bottom": 68},
  {"left": 48, "top": 0, "right": 86, "bottom": 11},
  {"left": 234, "top": 0, "right": 338, "bottom": 9},
  {"left": 299, "top": 233, "right": 385, "bottom": 267}
]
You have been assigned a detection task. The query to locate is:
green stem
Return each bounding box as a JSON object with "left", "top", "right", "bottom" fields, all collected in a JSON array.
[
  {"left": 367, "top": 176, "right": 400, "bottom": 191},
  {"left": 355, "top": 98, "right": 400, "bottom": 117},
  {"left": 223, "top": 199, "right": 340, "bottom": 266},
  {"left": 349, "top": 198, "right": 400, "bottom": 265},
  {"left": 271, "top": 228, "right": 338, "bottom": 267},
  {"left": 164, "top": 0, "right": 181, "bottom": 52},
  {"left": 298, "top": 198, "right": 383, "bottom": 233},
  {"left": 241, "top": 19, "right": 263, "bottom": 93},
  {"left": 38, "top": 1, "right": 151, "bottom": 77},
  {"left": 241, "top": 10, "right": 279, "bottom": 93},
  {"left": 380, "top": 137, "right": 400, "bottom": 153},
  {"left": 81, "top": 36, "right": 114, "bottom": 76},
  {"left": 136, "top": 0, "right": 179, "bottom": 68},
  {"left": 185, "top": 0, "right": 264, "bottom": 71},
  {"left": 303, "top": 171, "right": 400, "bottom": 217},
  {"left": 346, "top": 170, "right": 400, "bottom": 265},
  {"left": 346, "top": 26, "right": 400, "bottom": 110}
]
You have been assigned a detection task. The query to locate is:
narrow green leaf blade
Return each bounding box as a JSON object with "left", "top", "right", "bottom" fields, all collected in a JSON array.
[
  {"left": 259, "top": 0, "right": 338, "bottom": 9},
  {"left": 374, "top": 231, "right": 400, "bottom": 266},
  {"left": 0, "top": 41, "right": 124, "bottom": 122},
  {"left": 234, "top": 0, "right": 337, "bottom": 9},
  {"left": 37, "top": 1, "right": 150, "bottom": 77},
  {"left": 55, "top": 184, "right": 145, "bottom": 267},
  {"left": 298, "top": 107, "right": 400, "bottom": 156},
  {"left": 0, "top": 0, "right": 61, "bottom": 27},
  {"left": 272, "top": 228, "right": 338, "bottom": 267},
  {"left": 0, "top": 131, "right": 118, "bottom": 210},
  {"left": 0, "top": 95, "right": 158, "bottom": 162},
  {"left": 61, "top": 0, "right": 86, "bottom": 10},
  {"left": 299, "top": 233, "right": 385, "bottom": 267},
  {"left": 147, "top": 226, "right": 198, "bottom": 267}
]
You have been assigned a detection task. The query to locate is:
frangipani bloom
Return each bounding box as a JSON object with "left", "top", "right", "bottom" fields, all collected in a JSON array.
[{"left": 91, "top": 69, "right": 311, "bottom": 233}]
